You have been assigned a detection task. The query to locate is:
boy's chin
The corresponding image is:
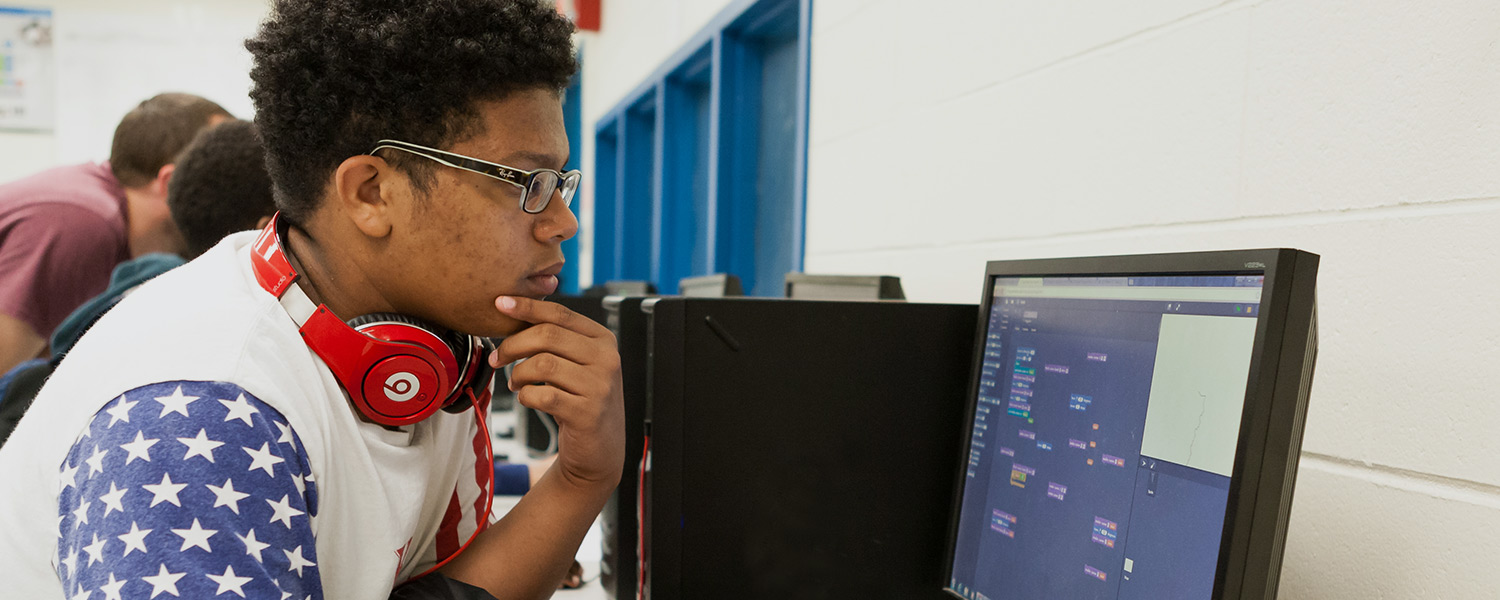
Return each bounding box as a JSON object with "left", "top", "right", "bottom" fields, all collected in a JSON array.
[{"left": 468, "top": 313, "right": 531, "bottom": 339}]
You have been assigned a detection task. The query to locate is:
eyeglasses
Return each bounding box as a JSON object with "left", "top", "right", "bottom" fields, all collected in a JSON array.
[{"left": 369, "top": 139, "right": 581, "bottom": 214}]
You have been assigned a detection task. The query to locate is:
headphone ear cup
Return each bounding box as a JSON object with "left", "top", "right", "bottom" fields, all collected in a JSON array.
[
  {"left": 343, "top": 313, "right": 468, "bottom": 424},
  {"left": 297, "top": 307, "right": 451, "bottom": 426}
]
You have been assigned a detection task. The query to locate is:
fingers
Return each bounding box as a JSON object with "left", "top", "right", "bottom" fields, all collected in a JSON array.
[
  {"left": 491, "top": 297, "right": 618, "bottom": 368},
  {"left": 491, "top": 322, "right": 607, "bottom": 369},
  {"left": 507, "top": 352, "right": 607, "bottom": 398},
  {"left": 496, "top": 296, "right": 612, "bottom": 339},
  {"left": 513, "top": 383, "right": 587, "bottom": 422}
]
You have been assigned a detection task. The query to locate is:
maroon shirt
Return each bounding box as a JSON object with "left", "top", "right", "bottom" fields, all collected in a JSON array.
[{"left": 0, "top": 162, "right": 130, "bottom": 339}]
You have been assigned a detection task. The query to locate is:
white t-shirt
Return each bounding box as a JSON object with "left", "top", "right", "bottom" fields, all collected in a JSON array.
[{"left": 0, "top": 231, "right": 492, "bottom": 599}]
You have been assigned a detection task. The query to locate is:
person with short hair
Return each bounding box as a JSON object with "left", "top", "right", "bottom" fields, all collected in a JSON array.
[
  {"left": 0, "top": 93, "right": 231, "bottom": 374},
  {"left": 167, "top": 119, "right": 278, "bottom": 257},
  {"left": 0, "top": 2, "right": 621, "bottom": 600}
]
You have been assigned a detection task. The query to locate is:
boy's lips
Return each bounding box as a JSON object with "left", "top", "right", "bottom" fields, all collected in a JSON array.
[
  {"left": 523, "top": 274, "right": 560, "bottom": 296},
  {"left": 521, "top": 261, "right": 564, "bottom": 297}
]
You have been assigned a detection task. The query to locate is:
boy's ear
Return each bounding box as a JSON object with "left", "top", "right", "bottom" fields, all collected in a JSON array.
[{"left": 332, "top": 154, "right": 399, "bottom": 239}]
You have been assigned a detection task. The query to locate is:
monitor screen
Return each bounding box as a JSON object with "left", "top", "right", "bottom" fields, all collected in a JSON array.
[{"left": 948, "top": 273, "right": 1266, "bottom": 600}]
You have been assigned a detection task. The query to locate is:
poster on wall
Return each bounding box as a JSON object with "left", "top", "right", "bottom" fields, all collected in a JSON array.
[{"left": 0, "top": 6, "right": 54, "bottom": 132}]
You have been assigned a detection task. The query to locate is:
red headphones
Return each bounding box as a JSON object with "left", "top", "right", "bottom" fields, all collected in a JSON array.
[{"left": 250, "top": 214, "right": 494, "bottom": 426}]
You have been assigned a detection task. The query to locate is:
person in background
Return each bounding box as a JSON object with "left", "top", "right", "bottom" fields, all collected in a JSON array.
[
  {"left": 166, "top": 119, "right": 278, "bottom": 256},
  {"left": 0, "top": 118, "right": 277, "bottom": 445},
  {"left": 0, "top": 93, "right": 231, "bottom": 374}
]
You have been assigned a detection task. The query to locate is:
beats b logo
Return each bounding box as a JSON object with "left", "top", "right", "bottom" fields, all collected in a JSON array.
[{"left": 384, "top": 372, "right": 421, "bottom": 402}]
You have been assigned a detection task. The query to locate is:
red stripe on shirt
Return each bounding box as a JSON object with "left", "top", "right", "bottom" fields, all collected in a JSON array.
[{"left": 436, "top": 488, "right": 463, "bottom": 561}]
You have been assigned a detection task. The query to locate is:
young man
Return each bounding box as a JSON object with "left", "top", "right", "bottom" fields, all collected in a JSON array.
[
  {"left": 0, "top": 2, "right": 623, "bottom": 599},
  {"left": 0, "top": 93, "right": 231, "bottom": 375}
]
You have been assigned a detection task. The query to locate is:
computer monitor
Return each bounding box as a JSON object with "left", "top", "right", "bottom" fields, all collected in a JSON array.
[
  {"left": 678, "top": 273, "right": 744, "bottom": 298},
  {"left": 945, "top": 249, "right": 1319, "bottom": 600},
  {"left": 605, "top": 280, "right": 657, "bottom": 296},
  {"left": 783, "top": 273, "right": 905, "bottom": 300}
]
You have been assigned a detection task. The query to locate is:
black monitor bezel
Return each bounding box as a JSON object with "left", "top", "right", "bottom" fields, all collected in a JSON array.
[{"left": 943, "top": 248, "right": 1309, "bottom": 600}]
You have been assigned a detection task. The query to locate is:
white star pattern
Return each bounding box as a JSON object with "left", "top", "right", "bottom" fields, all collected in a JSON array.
[
  {"left": 141, "top": 563, "right": 185, "bottom": 598},
  {"left": 143, "top": 472, "right": 187, "bottom": 507},
  {"left": 60, "top": 547, "right": 78, "bottom": 576},
  {"left": 104, "top": 395, "right": 137, "bottom": 427},
  {"left": 206, "top": 565, "right": 253, "bottom": 597},
  {"left": 85, "top": 446, "right": 108, "bottom": 476},
  {"left": 243, "top": 442, "right": 285, "bottom": 477},
  {"left": 81, "top": 533, "right": 106, "bottom": 566},
  {"left": 236, "top": 528, "right": 270, "bottom": 563},
  {"left": 57, "top": 382, "right": 333, "bottom": 600},
  {"left": 266, "top": 495, "right": 304, "bottom": 529},
  {"left": 283, "top": 545, "right": 316, "bottom": 577},
  {"left": 116, "top": 522, "right": 151, "bottom": 557},
  {"left": 208, "top": 479, "right": 250, "bottom": 514},
  {"left": 178, "top": 429, "right": 224, "bottom": 463},
  {"left": 98, "top": 482, "right": 128, "bottom": 517},
  {"left": 219, "top": 394, "right": 258, "bottom": 427},
  {"left": 120, "top": 431, "right": 159, "bottom": 464},
  {"left": 72, "top": 499, "right": 92, "bottom": 528},
  {"left": 154, "top": 385, "right": 200, "bottom": 418},
  {"left": 59, "top": 461, "right": 80, "bottom": 492},
  {"left": 99, "top": 572, "right": 127, "bottom": 600},
  {"left": 171, "top": 518, "right": 217, "bottom": 552}
]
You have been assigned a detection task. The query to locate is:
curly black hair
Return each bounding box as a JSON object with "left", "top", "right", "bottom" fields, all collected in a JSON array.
[
  {"left": 166, "top": 120, "right": 276, "bottom": 257},
  {"left": 244, "top": 0, "right": 577, "bottom": 223}
]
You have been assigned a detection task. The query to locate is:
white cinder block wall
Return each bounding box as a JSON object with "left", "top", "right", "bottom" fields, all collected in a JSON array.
[
  {"left": 0, "top": 0, "right": 265, "bottom": 184},
  {"left": 581, "top": 0, "right": 1500, "bottom": 597}
]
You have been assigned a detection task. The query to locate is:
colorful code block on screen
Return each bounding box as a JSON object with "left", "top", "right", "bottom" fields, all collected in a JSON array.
[
  {"left": 1069, "top": 395, "right": 1092, "bottom": 411},
  {"left": 1092, "top": 517, "right": 1118, "bottom": 548}
]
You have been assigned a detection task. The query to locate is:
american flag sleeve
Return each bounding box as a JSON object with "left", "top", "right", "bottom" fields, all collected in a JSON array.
[{"left": 55, "top": 381, "right": 322, "bottom": 600}]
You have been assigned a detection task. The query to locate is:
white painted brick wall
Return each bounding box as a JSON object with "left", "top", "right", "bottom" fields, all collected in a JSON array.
[
  {"left": 801, "top": 0, "right": 1500, "bottom": 596},
  {"left": 0, "top": 0, "right": 266, "bottom": 185},
  {"left": 584, "top": 0, "right": 1500, "bottom": 596}
]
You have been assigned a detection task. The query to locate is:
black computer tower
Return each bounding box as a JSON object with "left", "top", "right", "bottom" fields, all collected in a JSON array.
[
  {"left": 640, "top": 298, "right": 978, "bottom": 600},
  {"left": 600, "top": 296, "right": 653, "bottom": 599}
]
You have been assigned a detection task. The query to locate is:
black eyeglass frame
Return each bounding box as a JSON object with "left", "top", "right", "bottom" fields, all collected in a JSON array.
[{"left": 368, "top": 139, "right": 581, "bottom": 214}]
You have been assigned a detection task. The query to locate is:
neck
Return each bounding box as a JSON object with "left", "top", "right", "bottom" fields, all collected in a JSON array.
[
  {"left": 123, "top": 186, "right": 184, "bottom": 258},
  {"left": 284, "top": 222, "right": 394, "bottom": 321},
  {"left": 283, "top": 221, "right": 410, "bottom": 431}
]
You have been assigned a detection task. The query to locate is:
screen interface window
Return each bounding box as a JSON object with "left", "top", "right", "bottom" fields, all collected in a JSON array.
[{"left": 949, "top": 274, "right": 1264, "bottom": 600}]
